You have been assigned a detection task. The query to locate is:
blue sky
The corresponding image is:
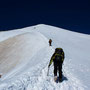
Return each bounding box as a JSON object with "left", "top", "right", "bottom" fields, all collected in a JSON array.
[{"left": 0, "top": 0, "right": 90, "bottom": 34}]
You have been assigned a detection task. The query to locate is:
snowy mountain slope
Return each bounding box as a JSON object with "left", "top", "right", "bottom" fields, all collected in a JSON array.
[
  {"left": 34, "top": 25, "right": 90, "bottom": 89},
  {"left": 0, "top": 24, "right": 90, "bottom": 90},
  {"left": 0, "top": 31, "right": 48, "bottom": 76}
]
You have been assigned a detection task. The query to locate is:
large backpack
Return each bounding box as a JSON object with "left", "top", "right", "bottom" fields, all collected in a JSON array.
[{"left": 54, "top": 48, "right": 64, "bottom": 63}]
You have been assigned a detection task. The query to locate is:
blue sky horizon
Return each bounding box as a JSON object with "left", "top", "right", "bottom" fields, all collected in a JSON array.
[{"left": 0, "top": 0, "right": 90, "bottom": 34}]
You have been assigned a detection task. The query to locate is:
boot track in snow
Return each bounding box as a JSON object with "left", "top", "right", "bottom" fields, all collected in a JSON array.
[{"left": 0, "top": 47, "right": 85, "bottom": 90}]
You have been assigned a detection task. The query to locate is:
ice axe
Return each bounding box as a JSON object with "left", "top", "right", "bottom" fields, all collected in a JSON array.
[{"left": 47, "top": 66, "right": 50, "bottom": 76}]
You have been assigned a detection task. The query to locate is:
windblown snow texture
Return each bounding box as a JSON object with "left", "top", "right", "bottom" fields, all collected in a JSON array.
[{"left": 0, "top": 24, "right": 90, "bottom": 90}]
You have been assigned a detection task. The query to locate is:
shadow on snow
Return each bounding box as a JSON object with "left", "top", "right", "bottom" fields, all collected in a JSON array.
[{"left": 56, "top": 74, "right": 68, "bottom": 83}]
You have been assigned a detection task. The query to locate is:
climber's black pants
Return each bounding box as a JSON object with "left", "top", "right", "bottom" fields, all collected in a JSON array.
[
  {"left": 49, "top": 43, "right": 51, "bottom": 46},
  {"left": 54, "top": 63, "right": 62, "bottom": 79}
]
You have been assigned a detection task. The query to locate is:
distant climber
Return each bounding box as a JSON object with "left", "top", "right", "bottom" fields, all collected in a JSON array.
[
  {"left": 49, "top": 39, "right": 52, "bottom": 46},
  {"left": 48, "top": 48, "right": 65, "bottom": 82},
  {"left": 0, "top": 74, "right": 2, "bottom": 78}
]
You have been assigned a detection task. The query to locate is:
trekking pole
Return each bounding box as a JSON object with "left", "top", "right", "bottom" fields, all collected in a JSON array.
[{"left": 47, "top": 67, "right": 49, "bottom": 76}]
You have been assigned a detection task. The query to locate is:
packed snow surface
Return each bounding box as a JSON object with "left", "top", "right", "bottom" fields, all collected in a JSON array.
[{"left": 0, "top": 24, "right": 90, "bottom": 90}]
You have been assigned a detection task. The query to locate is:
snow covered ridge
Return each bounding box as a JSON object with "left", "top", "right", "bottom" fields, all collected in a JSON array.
[
  {"left": 0, "top": 24, "right": 90, "bottom": 90},
  {"left": 0, "top": 32, "right": 48, "bottom": 76}
]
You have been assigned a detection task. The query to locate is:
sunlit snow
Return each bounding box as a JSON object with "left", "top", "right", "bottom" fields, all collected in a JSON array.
[{"left": 0, "top": 24, "right": 90, "bottom": 90}]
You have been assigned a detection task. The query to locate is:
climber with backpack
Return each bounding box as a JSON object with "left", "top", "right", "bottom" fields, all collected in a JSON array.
[
  {"left": 48, "top": 48, "right": 65, "bottom": 82},
  {"left": 49, "top": 39, "right": 52, "bottom": 46}
]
